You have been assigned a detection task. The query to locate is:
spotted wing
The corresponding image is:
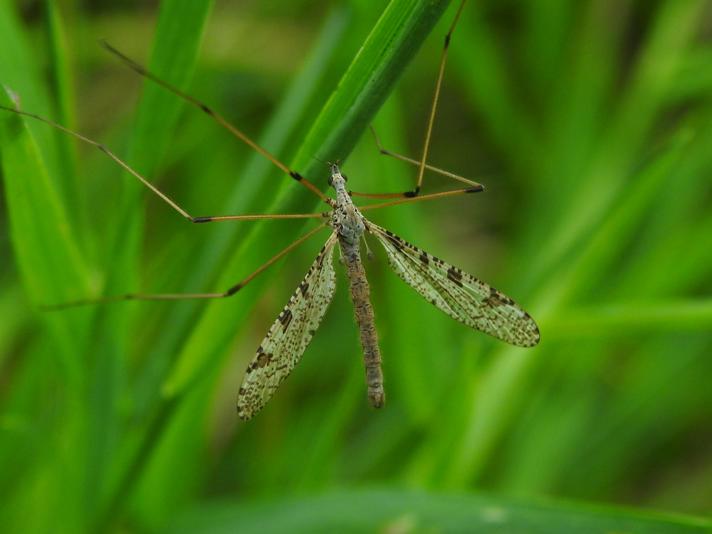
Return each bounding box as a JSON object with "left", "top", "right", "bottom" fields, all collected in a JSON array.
[
  {"left": 369, "top": 223, "right": 539, "bottom": 347},
  {"left": 237, "top": 233, "right": 338, "bottom": 420}
]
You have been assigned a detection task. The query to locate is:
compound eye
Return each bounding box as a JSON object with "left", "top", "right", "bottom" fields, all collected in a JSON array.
[
  {"left": 327, "top": 175, "right": 333, "bottom": 186},
  {"left": 342, "top": 174, "right": 349, "bottom": 182}
]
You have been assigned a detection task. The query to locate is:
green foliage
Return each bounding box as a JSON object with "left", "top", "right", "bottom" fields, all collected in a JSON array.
[
  {"left": 1, "top": 0, "right": 711, "bottom": 532},
  {"left": 168, "top": 489, "right": 712, "bottom": 534}
]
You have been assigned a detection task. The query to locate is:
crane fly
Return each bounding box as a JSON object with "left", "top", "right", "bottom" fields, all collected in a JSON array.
[
  {"left": 236, "top": 163, "right": 539, "bottom": 418},
  {"left": 0, "top": 0, "right": 539, "bottom": 420}
]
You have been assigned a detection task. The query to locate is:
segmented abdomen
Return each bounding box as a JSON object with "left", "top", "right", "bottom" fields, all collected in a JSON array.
[{"left": 339, "top": 240, "right": 384, "bottom": 409}]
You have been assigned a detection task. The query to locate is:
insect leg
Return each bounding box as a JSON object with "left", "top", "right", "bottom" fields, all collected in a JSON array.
[
  {"left": 43, "top": 223, "right": 330, "bottom": 309},
  {"left": 0, "top": 105, "right": 328, "bottom": 224},
  {"left": 101, "top": 41, "right": 330, "bottom": 204},
  {"left": 350, "top": 0, "right": 472, "bottom": 199},
  {"left": 412, "top": 0, "right": 468, "bottom": 196},
  {"left": 357, "top": 186, "right": 482, "bottom": 212},
  {"left": 350, "top": 126, "right": 483, "bottom": 198}
]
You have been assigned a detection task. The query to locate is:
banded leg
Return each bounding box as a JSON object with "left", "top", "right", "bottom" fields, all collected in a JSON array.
[
  {"left": 357, "top": 186, "right": 482, "bottom": 213},
  {"left": 350, "top": 1, "right": 473, "bottom": 200},
  {"left": 0, "top": 105, "right": 329, "bottom": 223},
  {"left": 349, "top": 126, "right": 483, "bottom": 200},
  {"left": 412, "top": 0, "right": 468, "bottom": 196},
  {"left": 43, "top": 223, "right": 329, "bottom": 310},
  {"left": 101, "top": 41, "right": 330, "bottom": 204}
]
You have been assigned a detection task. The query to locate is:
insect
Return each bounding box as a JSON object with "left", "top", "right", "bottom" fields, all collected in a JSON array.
[{"left": 0, "top": 0, "right": 538, "bottom": 420}]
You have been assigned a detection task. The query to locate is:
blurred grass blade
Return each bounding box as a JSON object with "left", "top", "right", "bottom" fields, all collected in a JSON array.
[
  {"left": 0, "top": 2, "right": 65, "bottom": 203},
  {"left": 81, "top": 0, "right": 215, "bottom": 526},
  {"left": 96, "top": 0, "right": 216, "bottom": 349},
  {"left": 43, "top": 0, "right": 82, "bottom": 227},
  {"left": 544, "top": 299, "right": 712, "bottom": 338},
  {"left": 442, "top": 125, "right": 695, "bottom": 487},
  {"left": 0, "top": 88, "right": 92, "bottom": 380},
  {"left": 527, "top": 0, "right": 708, "bottom": 287},
  {"left": 450, "top": 5, "right": 537, "bottom": 174},
  {"left": 166, "top": 489, "right": 712, "bottom": 534}
]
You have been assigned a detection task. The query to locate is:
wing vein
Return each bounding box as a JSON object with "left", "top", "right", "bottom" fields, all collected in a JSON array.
[
  {"left": 237, "top": 232, "right": 339, "bottom": 420},
  {"left": 368, "top": 222, "right": 539, "bottom": 347}
]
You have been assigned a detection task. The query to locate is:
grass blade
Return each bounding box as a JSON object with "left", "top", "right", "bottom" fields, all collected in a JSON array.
[{"left": 166, "top": 489, "right": 712, "bottom": 534}]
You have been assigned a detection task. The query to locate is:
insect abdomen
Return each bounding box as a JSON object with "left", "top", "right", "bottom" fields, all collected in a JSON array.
[{"left": 340, "top": 242, "right": 384, "bottom": 409}]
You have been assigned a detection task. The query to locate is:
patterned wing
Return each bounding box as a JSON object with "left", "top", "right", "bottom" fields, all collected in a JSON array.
[
  {"left": 368, "top": 223, "right": 539, "bottom": 347},
  {"left": 237, "top": 233, "right": 338, "bottom": 420}
]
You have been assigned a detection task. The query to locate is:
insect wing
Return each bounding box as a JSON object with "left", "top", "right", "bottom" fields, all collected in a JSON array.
[
  {"left": 369, "top": 223, "right": 539, "bottom": 347},
  {"left": 237, "top": 233, "right": 338, "bottom": 420}
]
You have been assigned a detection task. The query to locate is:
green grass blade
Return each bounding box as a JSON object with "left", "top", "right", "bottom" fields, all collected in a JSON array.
[
  {"left": 166, "top": 489, "right": 712, "bottom": 534},
  {"left": 544, "top": 300, "right": 712, "bottom": 339},
  {"left": 442, "top": 125, "right": 695, "bottom": 486},
  {"left": 0, "top": 90, "right": 93, "bottom": 534},
  {"left": 0, "top": 88, "right": 92, "bottom": 379},
  {"left": 43, "top": 1, "right": 80, "bottom": 213},
  {"left": 526, "top": 0, "right": 708, "bottom": 288},
  {"left": 80, "top": 0, "right": 215, "bottom": 525}
]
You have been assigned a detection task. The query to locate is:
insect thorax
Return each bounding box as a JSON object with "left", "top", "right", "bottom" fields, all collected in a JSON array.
[{"left": 329, "top": 165, "right": 365, "bottom": 249}]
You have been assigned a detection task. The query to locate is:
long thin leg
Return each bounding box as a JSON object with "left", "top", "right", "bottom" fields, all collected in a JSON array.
[
  {"left": 0, "top": 105, "right": 327, "bottom": 223},
  {"left": 101, "top": 41, "right": 330, "bottom": 204},
  {"left": 350, "top": 126, "right": 483, "bottom": 200},
  {"left": 44, "top": 223, "right": 330, "bottom": 310},
  {"left": 351, "top": 1, "right": 471, "bottom": 200},
  {"left": 193, "top": 212, "right": 328, "bottom": 223},
  {"left": 413, "top": 0, "right": 468, "bottom": 196},
  {"left": 358, "top": 185, "right": 481, "bottom": 212}
]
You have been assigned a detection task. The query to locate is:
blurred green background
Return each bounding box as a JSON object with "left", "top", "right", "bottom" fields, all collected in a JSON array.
[{"left": 1, "top": 0, "right": 711, "bottom": 532}]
